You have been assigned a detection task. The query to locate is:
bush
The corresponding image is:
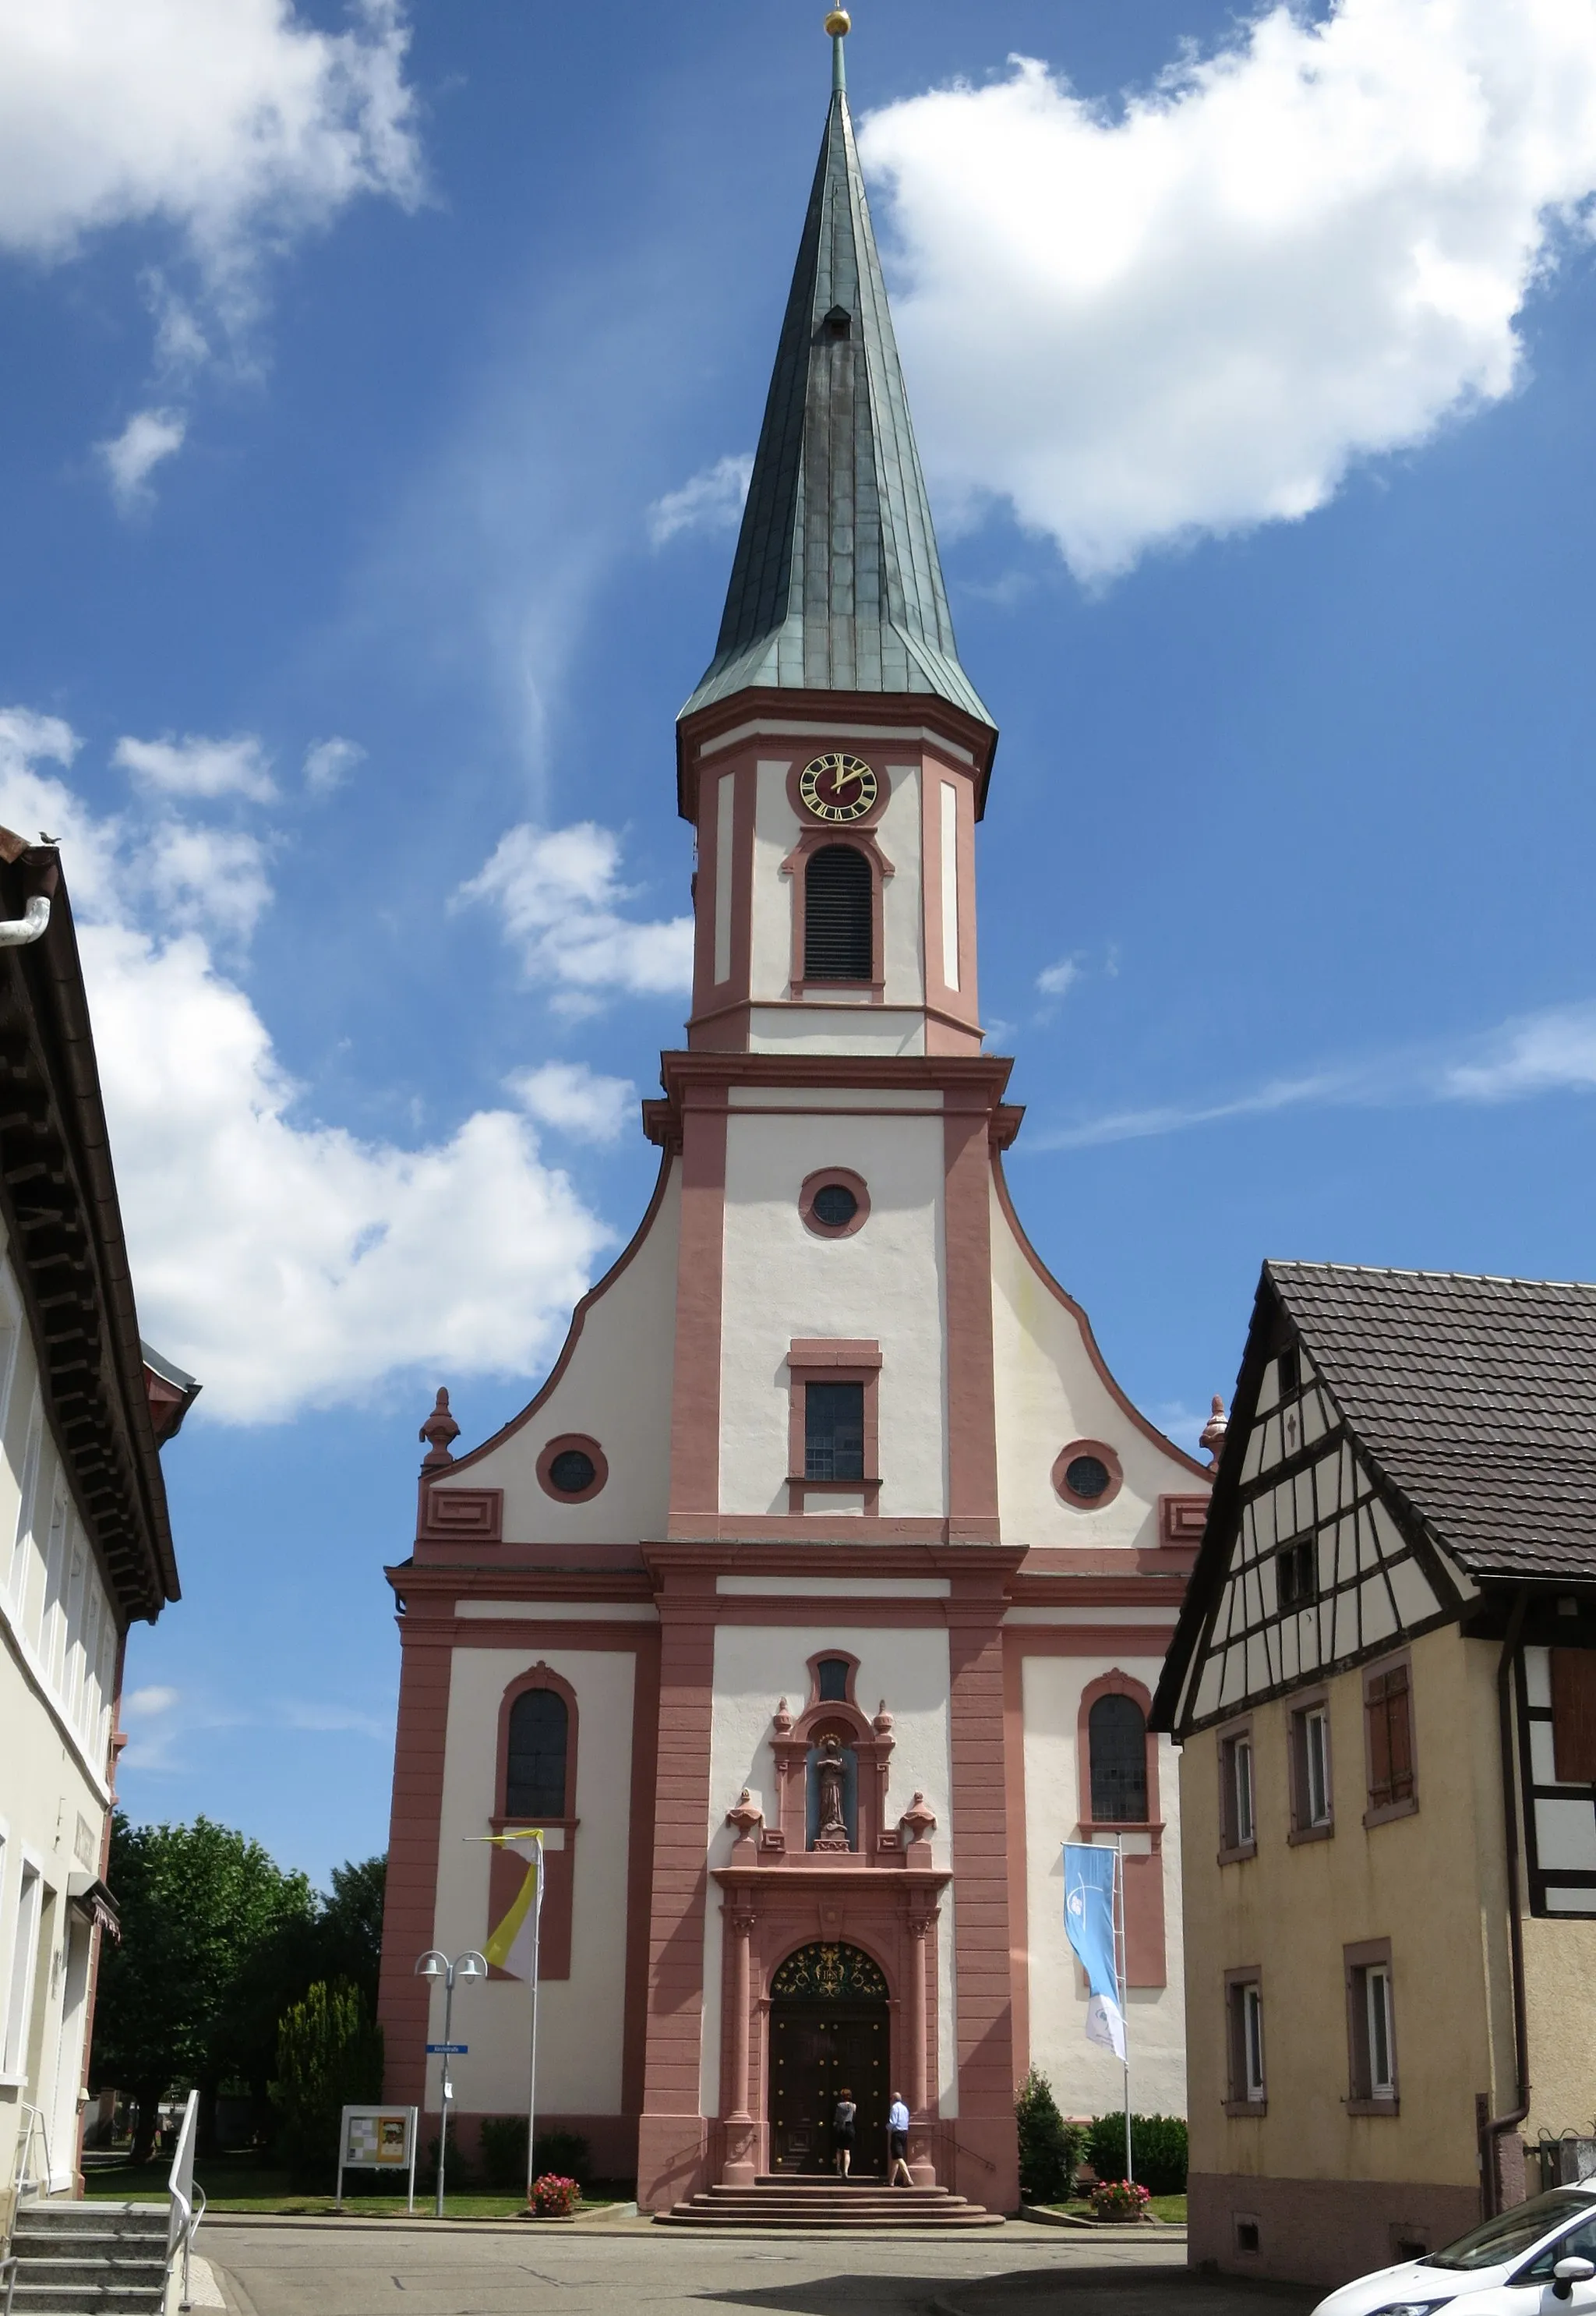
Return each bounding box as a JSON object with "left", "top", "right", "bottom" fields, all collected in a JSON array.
[
  {"left": 1015, "top": 2067, "right": 1082, "bottom": 2205},
  {"left": 1085, "top": 2113, "right": 1188, "bottom": 2197},
  {"left": 535, "top": 2130, "right": 589, "bottom": 2185},
  {"left": 531, "top": 2173, "right": 580, "bottom": 2216},
  {"left": 475, "top": 2121, "right": 590, "bottom": 2192},
  {"left": 1090, "top": 2178, "right": 1151, "bottom": 2221},
  {"left": 270, "top": 1979, "right": 383, "bottom": 2186}
]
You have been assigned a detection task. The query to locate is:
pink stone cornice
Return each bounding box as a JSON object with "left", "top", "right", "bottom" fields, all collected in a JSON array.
[{"left": 643, "top": 1049, "right": 1023, "bottom": 1154}]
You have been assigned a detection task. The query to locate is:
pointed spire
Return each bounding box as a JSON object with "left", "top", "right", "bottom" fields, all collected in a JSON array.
[{"left": 680, "top": 19, "right": 993, "bottom": 736}]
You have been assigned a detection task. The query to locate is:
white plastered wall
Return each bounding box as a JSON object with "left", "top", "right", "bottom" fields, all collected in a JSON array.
[
  {"left": 431, "top": 1164, "right": 680, "bottom": 1543},
  {"left": 990, "top": 1179, "right": 1198, "bottom": 1548},
  {"left": 1020, "top": 1649, "right": 1187, "bottom": 2118},
  {"left": 430, "top": 1645, "right": 637, "bottom": 2116},
  {"left": 701, "top": 1619, "right": 957, "bottom": 2120},
  {"left": 719, "top": 1112, "right": 948, "bottom": 1518}
]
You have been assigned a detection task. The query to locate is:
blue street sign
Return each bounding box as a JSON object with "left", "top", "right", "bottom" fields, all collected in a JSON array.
[{"left": 425, "top": 2043, "right": 468, "bottom": 2055}]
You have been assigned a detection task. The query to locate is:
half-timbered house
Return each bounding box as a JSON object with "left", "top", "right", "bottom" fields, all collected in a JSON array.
[{"left": 1155, "top": 1261, "right": 1596, "bottom": 2289}]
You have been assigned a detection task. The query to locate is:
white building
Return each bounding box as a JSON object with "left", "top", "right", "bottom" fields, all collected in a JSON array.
[
  {"left": 0, "top": 830, "right": 191, "bottom": 2221},
  {"left": 376, "top": 23, "right": 1209, "bottom": 2217}
]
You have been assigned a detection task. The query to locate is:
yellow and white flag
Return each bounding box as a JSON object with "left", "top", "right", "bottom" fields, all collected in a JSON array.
[{"left": 484, "top": 1832, "right": 544, "bottom": 1982}]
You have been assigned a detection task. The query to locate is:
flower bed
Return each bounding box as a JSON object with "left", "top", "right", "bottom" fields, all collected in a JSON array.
[
  {"left": 528, "top": 2173, "right": 581, "bottom": 2218},
  {"left": 1089, "top": 2178, "right": 1151, "bottom": 2222}
]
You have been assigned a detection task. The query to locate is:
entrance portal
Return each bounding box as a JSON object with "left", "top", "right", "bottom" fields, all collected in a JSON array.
[{"left": 767, "top": 1943, "right": 889, "bottom": 2176}]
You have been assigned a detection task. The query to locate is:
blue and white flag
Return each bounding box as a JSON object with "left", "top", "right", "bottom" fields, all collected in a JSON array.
[{"left": 1063, "top": 1843, "right": 1125, "bottom": 2061}]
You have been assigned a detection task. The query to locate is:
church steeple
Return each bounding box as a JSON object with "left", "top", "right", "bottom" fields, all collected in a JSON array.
[{"left": 680, "top": 16, "right": 993, "bottom": 737}]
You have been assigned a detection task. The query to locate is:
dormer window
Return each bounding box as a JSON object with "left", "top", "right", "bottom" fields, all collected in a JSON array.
[{"left": 822, "top": 304, "right": 852, "bottom": 340}]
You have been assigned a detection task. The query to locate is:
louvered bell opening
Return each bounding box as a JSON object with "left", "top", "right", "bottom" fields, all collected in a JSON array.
[{"left": 804, "top": 844, "right": 872, "bottom": 979}]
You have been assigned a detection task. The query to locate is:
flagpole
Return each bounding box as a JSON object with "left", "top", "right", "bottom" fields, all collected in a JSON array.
[
  {"left": 525, "top": 1832, "right": 545, "bottom": 2207},
  {"left": 1116, "top": 1833, "right": 1132, "bottom": 2185}
]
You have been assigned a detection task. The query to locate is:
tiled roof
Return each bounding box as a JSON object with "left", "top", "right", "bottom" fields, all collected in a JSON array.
[
  {"left": 1269, "top": 1261, "right": 1596, "bottom": 1582},
  {"left": 680, "top": 82, "right": 992, "bottom": 732}
]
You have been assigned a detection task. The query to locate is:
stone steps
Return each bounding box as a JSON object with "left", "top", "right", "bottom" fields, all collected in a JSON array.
[
  {"left": 657, "top": 2180, "right": 1001, "bottom": 2229},
  {"left": 6, "top": 2201, "right": 170, "bottom": 2314}
]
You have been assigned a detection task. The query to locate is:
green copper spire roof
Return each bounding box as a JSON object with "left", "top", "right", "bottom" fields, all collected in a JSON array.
[{"left": 680, "top": 53, "right": 994, "bottom": 734}]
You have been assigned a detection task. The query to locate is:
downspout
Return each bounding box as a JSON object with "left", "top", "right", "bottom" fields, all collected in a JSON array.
[
  {"left": 1480, "top": 1586, "right": 1531, "bottom": 2215},
  {"left": 0, "top": 894, "right": 50, "bottom": 946}
]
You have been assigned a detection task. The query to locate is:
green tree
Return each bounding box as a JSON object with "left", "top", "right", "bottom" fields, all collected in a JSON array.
[
  {"left": 1085, "top": 2111, "right": 1188, "bottom": 2195},
  {"left": 1015, "top": 2067, "right": 1081, "bottom": 2205},
  {"left": 271, "top": 1980, "right": 384, "bottom": 2186},
  {"left": 90, "top": 1813, "right": 316, "bottom": 2161}
]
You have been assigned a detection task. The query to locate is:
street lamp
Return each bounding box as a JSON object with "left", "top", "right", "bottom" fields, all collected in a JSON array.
[{"left": 414, "top": 1948, "right": 487, "bottom": 2217}]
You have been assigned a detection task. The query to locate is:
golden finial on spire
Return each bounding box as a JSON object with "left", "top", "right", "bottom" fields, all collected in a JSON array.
[{"left": 824, "top": 9, "right": 852, "bottom": 34}]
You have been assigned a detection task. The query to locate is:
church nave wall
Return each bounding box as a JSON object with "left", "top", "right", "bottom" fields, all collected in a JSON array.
[{"left": 429, "top": 1642, "right": 640, "bottom": 2120}]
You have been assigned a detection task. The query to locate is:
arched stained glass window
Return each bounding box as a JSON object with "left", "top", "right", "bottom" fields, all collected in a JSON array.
[
  {"left": 1089, "top": 1693, "right": 1148, "bottom": 1823},
  {"left": 506, "top": 1687, "right": 568, "bottom": 1819}
]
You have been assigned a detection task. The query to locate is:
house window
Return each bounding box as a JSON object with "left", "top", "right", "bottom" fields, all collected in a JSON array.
[
  {"left": 1365, "top": 1658, "right": 1417, "bottom": 1822},
  {"left": 1290, "top": 1702, "right": 1333, "bottom": 1837},
  {"left": 805, "top": 1382, "right": 865, "bottom": 1481},
  {"left": 1220, "top": 1729, "right": 1255, "bottom": 1858},
  {"left": 1346, "top": 1941, "right": 1398, "bottom": 2108},
  {"left": 2, "top": 1858, "right": 41, "bottom": 2081},
  {"left": 1277, "top": 1536, "right": 1317, "bottom": 1611},
  {"left": 1089, "top": 1694, "right": 1148, "bottom": 1823},
  {"left": 1551, "top": 1650, "right": 1596, "bottom": 1784},
  {"left": 803, "top": 845, "right": 872, "bottom": 980},
  {"left": 1226, "top": 1971, "right": 1266, "bottom": 2109},
  {"left": 505, "top": 1688, "right": 568, "bottom": 1820}
]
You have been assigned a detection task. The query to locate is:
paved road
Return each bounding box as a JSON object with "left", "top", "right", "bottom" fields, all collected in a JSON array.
[{"left": 199, "top": 2220, "right": 1319, "bottom": 2316}]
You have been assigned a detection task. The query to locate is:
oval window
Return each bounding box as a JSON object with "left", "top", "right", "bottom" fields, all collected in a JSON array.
[
  {"left": 812, "top": 1183, "right": 859, "bottom": 1229},
  {"left": 547, "top": 1448, "right": 596, "bottom": 1495}
]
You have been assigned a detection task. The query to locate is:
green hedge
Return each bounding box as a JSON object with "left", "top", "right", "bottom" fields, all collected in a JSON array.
[{"left": 1085, "top": 2112, "right": 1188, "bottom": 2195}]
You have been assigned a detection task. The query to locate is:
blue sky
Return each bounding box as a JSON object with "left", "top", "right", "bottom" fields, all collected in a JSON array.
[{"left": 3, "top": 0, "right": 1596, "bottom": 1885}]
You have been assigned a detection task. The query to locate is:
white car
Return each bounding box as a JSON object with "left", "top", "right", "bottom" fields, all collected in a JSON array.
[{"left": 1313, "top": 2189, "right": 1596, "bottom": 2316}]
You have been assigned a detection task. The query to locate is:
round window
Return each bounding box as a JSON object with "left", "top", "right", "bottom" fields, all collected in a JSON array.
[
  {"left": 1065, "top": 1454, "right": 1112, "bottom": 1501},
  {"left": 547, "top": 1448, "right": 597, "bottom": 1496},
  {"left": 811, "top": 1183, "right": 859, "bottom": 1229}
]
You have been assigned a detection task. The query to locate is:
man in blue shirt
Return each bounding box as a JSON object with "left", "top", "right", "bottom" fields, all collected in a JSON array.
[{"left": 888, "top": 2092, "right": 913, "bottom": 2187}]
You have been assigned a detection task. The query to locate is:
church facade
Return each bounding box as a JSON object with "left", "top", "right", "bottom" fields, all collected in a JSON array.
[{"left": 376, "top": 23, "right": 1209, "bottom": 2215}]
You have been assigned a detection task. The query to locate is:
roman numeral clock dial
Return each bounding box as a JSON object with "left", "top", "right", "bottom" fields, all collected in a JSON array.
[{"left": 800, "top": 752, "right": 877, "bottom": 822}]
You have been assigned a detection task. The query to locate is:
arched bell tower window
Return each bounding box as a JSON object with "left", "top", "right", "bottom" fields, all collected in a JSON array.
[
  {"left": 505, "top": 1686, "right": 569, "bottom": 1819},
  {"left": 1089, "top": 1692, "right": 1149, "bottom": 1823},
  {"left": 804, "top": 845, "right": 872, "bottom": 981}
]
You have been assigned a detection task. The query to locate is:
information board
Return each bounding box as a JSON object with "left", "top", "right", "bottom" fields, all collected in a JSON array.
[{"left": 336, "top": 2105, "right": 418, "bottom": 2210}]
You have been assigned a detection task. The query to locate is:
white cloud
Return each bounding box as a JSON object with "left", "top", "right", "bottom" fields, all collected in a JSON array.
[
  {"left": 0, "top": 0, "right": 421, "bottom": 278},
  {"left": 115, "top": 730, "right": 277, "bottom": 802},
  {"left": 1033, "top": 999, "right": 1596, "bottom": 1150},
  {"left": 97, "top": 408, "right": 186, "bottom": 513},
  {"left": 0, "top": 709, "right": 615, "bottom": 1423},
  {"left": 648, "top": 452, "right": 754, "bottom": 546},
  {"left": 458, "top": 822, "right": 694, "bottom": 1009},
  {"left": 1441, "top": 1001, "right": 1596, "bottom": 1101},
  {"left": 509, "top": 1061, "right": 635, "bottom": 1146},
  {"left": 303, "top": 735, "right": 365, "bottom": 797},
  {"left": 1036, "top": 956, "right": 1082, "bottom": 999},
  {"left": 142, "top": 822, "right": 272, "bottom": 942},
  {"left": 125, "top": 1684, "right": 180, "bottom": 1716},
  {"left": 860, "top": 2, "right": 1596, "bottom": 579}
]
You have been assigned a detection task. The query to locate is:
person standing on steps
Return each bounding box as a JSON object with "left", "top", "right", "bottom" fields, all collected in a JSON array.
[
  {"left": 887, "top": 2091, "right": 913, "bottom": 2187},
  {"left": 832, "top": 2088, "right": 857, "bottom": 2178}
]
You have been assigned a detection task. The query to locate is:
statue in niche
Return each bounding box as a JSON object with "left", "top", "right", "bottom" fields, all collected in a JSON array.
[{"left": 812, "top": 1734, "right": 853, "bottom": 1852}]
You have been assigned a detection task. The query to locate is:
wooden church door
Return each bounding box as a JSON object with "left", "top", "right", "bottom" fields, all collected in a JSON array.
[{"left": 765, "top": 1943, "right": 890, "bottom": 2175}]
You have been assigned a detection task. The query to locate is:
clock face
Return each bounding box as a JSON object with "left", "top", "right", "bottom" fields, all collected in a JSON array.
[{"left": 799, "top": 752, "right": 877, "bottom": 822}]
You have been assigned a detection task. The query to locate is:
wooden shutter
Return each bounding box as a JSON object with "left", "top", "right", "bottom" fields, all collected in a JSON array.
[
  {"left": 1385, "top": 1667, "right": 1414, "bottom": 1801},
  {"left": 803, "top": 846, "right": 872, "bottom": 979},
  {"left": 1551, "top": 1650, "right": 1596, "bottom": 1784},
  {"left": 1366, "top": 1674, "right": 1393, "bottom": 1805}
]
